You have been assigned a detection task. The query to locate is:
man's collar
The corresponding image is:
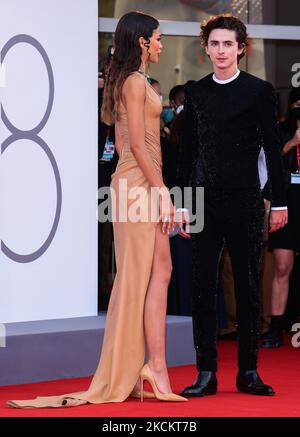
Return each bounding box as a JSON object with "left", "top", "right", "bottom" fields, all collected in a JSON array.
[{"left": 212, "top": 69, "right": 240, "bottom": 84}]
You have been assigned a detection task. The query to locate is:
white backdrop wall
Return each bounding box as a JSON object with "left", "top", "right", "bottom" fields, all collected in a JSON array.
[{"left": 0, "top": 0, "right": 98, "bottom": 322}]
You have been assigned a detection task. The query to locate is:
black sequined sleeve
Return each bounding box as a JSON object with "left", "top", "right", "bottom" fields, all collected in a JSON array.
[{"left": 257, "top": 82, "right": 287, "bottom": 207}]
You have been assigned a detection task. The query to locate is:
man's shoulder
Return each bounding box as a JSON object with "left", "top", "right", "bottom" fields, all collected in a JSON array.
[
  {"left": 197, "top": 73, "right": 214, "bottom": 85},
  {"left": 185, "top": 74, "right": 213, "bottom": 97},
  {"left": 239, "top": 70, "right": 274, "bottom": 91}
]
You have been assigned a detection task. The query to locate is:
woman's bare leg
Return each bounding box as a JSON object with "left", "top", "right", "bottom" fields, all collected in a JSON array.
[
  {"left": 272, "top": 249, "right": 294, "bottom": 315},
  {"left": 143, "top": 224, "right": 173, "bottom": 393}
]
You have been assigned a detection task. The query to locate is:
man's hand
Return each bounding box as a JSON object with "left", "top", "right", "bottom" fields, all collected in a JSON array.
[
  {"left": 175, "top": 209, "right": 191, "bottom": 239},
  {"left": 269, "top": 210, "right": 288, "bottom": 233}
]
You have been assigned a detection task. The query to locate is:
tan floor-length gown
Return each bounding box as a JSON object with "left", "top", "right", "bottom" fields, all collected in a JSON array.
[{"left": 7, "top": 72, "right": 163, "bottom": 408}]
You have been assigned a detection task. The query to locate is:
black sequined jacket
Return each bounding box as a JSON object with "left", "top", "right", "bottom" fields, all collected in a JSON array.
[{"left": 177, "top": 71, "right": 287, "bottom": 207}]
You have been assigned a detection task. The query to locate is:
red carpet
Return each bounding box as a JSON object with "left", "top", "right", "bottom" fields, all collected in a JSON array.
[{"left": 1, "top": 339, "right": 299, "bottom": 417}]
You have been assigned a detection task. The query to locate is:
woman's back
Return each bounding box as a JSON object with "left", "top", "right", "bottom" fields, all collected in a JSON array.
[{"left": 115, "top": 71, "right": 163, "bottom": 176}]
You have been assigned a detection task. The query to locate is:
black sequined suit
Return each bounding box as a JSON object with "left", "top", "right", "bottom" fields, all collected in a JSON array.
[{"left": 178, "top": 71, "right": 286, "bottom": 371}]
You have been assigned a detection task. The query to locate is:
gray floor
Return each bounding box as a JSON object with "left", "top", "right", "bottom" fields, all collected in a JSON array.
[{"left": 0, "top": 314, "right": 195, "bottom": 386}]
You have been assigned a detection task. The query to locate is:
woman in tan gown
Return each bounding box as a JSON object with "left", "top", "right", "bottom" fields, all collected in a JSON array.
[{"left": 7, "top": 11, "right": 187, "bottom": 408}]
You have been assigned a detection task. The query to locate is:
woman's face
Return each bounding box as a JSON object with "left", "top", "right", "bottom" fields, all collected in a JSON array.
[{"left": 144, "top": 27, "right": 163, "bottom": 64}]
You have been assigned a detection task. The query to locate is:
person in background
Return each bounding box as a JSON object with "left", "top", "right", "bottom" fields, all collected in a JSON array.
[
  {"left": 148, "top": 77, "right": 162, "bottom": 100},
  {"left": 99, "top": 46, "right": 115, "bottom": 159},
  {"left": 161, "top": 85, "right": 185, "bottom": 138},
  {"left": 98, "top": 46, "right": 118, "bottom": 310},
  {"left": 161, "top": 85, "right": 186, "bottom": 187},
  {"left": 169, "top": 84, "right": 185, "bottom": 113},
  {"left": 263, "top": 86, "right": 300, "bottom": 348},
  {"left": 165, "top": 82, "right": 195, "bottom": 317}
]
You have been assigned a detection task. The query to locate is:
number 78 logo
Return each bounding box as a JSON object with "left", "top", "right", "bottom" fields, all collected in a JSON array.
[{"left": 1, "top": 34, "right": 61, "bottom": 263}]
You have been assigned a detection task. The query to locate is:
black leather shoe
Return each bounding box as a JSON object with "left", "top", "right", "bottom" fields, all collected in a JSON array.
[
  {"left": 180, "top": 371, "right": 217, "bottom": 398},
  {"left": 236, "top": 370, "right": 275, "bottom": 396},
  {"left": 261, "top": 330, "right": 283, "bottom": 348}
]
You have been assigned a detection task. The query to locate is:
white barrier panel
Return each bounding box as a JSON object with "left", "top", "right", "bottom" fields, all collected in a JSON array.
[{"left": 0, "top": 0, "right": 98, "bottom": 322}]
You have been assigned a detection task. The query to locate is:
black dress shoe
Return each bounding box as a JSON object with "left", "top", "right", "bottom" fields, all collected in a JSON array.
[
  {"left": 180, "top": 371, "right": 218, "bottom": 398},
  {"left": 261, "top": 330, "right": 283, "bottom": 348},
  {"left": 236, "top": 370, "right": 275, "bottom": 396}
]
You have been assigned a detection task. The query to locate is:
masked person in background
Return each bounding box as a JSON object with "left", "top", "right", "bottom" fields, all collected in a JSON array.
[
  {"left": 161, "top": 85, "right": 185, "bottom": 187},
  {"left": 161, "top": 85, "right": 185, "bottom": 134}
]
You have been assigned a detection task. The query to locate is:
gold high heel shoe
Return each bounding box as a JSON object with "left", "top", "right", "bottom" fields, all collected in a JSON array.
[
  {"left": 130, "top": 387, "right": 155, "bottom": 399},
  {"left": 139, "top": 364, "right": 187, "bottom": 402}
]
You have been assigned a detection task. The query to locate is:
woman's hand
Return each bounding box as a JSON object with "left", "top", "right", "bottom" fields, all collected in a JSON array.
[
  {"left": 158, "top": 186, "right": 175, "bottom": 234},
  {"left": 269, "top": 209, "right": 288, "bottom": 233}
]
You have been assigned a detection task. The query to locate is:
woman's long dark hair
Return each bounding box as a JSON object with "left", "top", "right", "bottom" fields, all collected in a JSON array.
[{"left": 102, "top": 11, "right": 159, "bottom": 125}]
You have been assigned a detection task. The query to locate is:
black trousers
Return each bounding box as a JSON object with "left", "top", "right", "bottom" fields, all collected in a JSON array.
[{"left": 191, "top": 187, "right": 265, "bottom": 371}]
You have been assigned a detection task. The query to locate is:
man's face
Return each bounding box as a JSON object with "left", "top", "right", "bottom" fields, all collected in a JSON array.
[{"left": 205, "top": 28, "right": 244, "bottom": 70}]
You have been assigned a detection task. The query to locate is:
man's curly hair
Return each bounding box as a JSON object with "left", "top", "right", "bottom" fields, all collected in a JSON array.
[{"left": 200, "top": 14, "right": 249, "bottom": 62}]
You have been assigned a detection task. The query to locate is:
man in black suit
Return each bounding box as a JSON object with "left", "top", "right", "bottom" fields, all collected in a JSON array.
[{"left": 178, "top": 15, "right": 288, "bottom": 397}]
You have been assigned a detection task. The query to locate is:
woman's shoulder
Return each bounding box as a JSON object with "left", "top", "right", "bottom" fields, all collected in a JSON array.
[
  {"left": 124, "top": 71, "right": 146, "bottom": 87},
  {"left": 122, "top": 72, "right": 146, "bottom": 99}
]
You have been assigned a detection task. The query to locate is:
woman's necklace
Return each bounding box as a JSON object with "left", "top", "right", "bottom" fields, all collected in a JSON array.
[{"left": 138, "top": 69, "right": 150, "bottom": 79}]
